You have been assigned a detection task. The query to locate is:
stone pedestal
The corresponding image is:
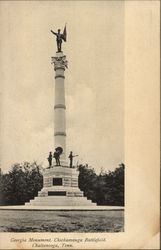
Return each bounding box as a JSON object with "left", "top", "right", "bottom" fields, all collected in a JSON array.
[{"left": 25, "top": 167, "right": 96, "bottom": 206}]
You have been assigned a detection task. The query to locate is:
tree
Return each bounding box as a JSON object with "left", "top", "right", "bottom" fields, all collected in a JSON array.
[
  {"left": 78, "top": 164, "right": 97, "bottom": 202},
  {"left": 78, "top": 163, "right": 124, "bottom": 206},
  {"left": 0, "top": 162, "right": 43, "bottom": 205}
]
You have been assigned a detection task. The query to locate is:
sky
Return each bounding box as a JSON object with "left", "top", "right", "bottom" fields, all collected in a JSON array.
[{"left": 0, "top": 1, "right": 124, "bottom": 173}]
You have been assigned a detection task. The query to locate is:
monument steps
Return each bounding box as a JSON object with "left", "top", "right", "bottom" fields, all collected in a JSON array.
[
  {"left": 25, "top": 200, "right": 96, "bottom": 206},
  {"left": 25, "top": 195, "right": 96, "bottom": 206},
  {"left": 25, "top": 202, "right": 96, "bottom": 206},
  {"left": 34, "top": 196, "right": 89, "bottom": 201}
]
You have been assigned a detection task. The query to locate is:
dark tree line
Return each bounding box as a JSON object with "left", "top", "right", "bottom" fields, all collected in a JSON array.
[
  {"left": 0, "top": 162, "right": 43, "bottom": 205},
  {"left": 0, "top": 162, "right": 124, "bottom": 206},
  {"left": 78, "top": 164, "right": 124, "bottom": 206}
]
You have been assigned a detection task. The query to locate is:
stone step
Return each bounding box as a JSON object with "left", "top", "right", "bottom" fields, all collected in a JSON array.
[
  {"left": 28, "top": 198, "right": 96, "bottom": 206},
  {"left": 30, "top": 198, "right": 92, "bottom": 204},
  {"left": 38, "top": 190, "right": 84, "bottom": 194},
  {"left": 37, "top": 194, "right": 84, "bottom": 198},
  {"left": 38, "top": 187, "right": 83, "bottom": 191},
  {"left": 25, "top": 198, "right": 97, "bottom": 206},
  {"left": 38, "top": 193, "right": 84, "bottom": 197},
  {"left": 34, "top": 196, "right": 88, "bottom": 201},
  {"left": 27, "top": 201, "right": 96, "bottom": 206}
]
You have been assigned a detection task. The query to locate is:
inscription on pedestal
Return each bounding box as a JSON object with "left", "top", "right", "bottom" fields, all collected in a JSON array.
[
  {"left": 53, "top": 178, "right": 62, "bottom": 186},
  {"left": 48, "top": 191, "right": 66, "bottom": 196},
  {"left": 71, "top": 178, "right": 78, "bottom": 187},
  {"left": 44, "top": 177, "right": 52, "bottom": 187},
  {"left": 63, "top": 177, "right": 71, "bottom": 186}
]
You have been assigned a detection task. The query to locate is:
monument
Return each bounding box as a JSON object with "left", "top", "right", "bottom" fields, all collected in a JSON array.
[{"left": 25, "top": 26, "right": 96, "bottom": 207}]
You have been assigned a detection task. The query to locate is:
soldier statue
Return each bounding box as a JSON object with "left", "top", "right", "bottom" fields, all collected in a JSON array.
[
  {"left": 68, "top": 151, "right": 78, "bottom": 168},
  {"left": 47, "top": 151, "right": 52, "bottom": 168},
  {"left": 51, "top": 25, "right": 67, "bottom": 52},
  {"left": 53, "top": 148, "right": 61, "bottom": 166}
]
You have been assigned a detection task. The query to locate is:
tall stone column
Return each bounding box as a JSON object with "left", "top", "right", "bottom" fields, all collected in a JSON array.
[{"left": 52, "top": 52, "right": 68, "bottom": 166}]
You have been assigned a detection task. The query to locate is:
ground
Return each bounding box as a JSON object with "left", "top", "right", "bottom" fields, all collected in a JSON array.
[{"left": 0, "top": 210, "right": 124, "bottom": 232}]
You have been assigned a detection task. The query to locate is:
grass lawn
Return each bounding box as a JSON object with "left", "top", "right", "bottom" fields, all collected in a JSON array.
[{"left": 0, "top": 209, "right": 124, "bottom": 232}]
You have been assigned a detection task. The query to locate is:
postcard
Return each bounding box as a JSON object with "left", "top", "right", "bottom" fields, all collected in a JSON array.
[{"left": 0, "top": 1, "right": 160, "bottom": 249}]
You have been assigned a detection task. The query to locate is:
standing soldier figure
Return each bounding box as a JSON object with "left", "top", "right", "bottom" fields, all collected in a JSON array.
[
  {"left": 53, "top": 149, "right": 61, "bottom": 166},
  {"left": 47, "top": 152, "right": 52, "bottom": 168},
  {"left": 68, "top": 151, "right": 78, "bottom": 168}
]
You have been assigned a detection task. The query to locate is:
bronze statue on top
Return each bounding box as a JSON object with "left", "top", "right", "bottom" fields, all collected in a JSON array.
[{"left": 51, "top": 25, "right": 67, "bottom": 52}]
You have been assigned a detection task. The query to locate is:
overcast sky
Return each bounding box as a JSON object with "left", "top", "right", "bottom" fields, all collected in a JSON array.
[{"left": 0, "top": 1, "right": 124, "bottom": 173}]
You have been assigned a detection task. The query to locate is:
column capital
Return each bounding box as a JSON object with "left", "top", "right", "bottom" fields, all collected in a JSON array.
[{"left": 51, "top": 54, "right": 68, "bottom": 71}]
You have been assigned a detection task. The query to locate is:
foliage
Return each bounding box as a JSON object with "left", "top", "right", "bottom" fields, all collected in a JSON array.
[
  {"left": 78, "top": 163, "right": 124, "bottom": 206},
  {"left": 0, "top": 162, "right": 43, "bottom": 205}
]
